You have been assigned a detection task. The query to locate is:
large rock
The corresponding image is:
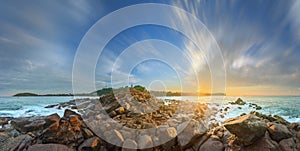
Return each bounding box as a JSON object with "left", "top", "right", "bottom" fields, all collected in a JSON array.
[
  {"left": 230, "top": 98, "right": 246, "bottom": 105},
  {"left": 288, "top": 122, "right": 300, "bottom": 131},
  {"left": 45, "top": 113, "right": 60, "bottom": 131},
  {"left": 279, "top": 138, "right": 297, "bottom": 151},
  {"left": 243, "top": 132, "right": 280, "bottom": 151},
  {"left": 156, "top": 127, "right": 178, "bottom": 150},
  {"left": 199, "top": 137, "right": 224, "bottom": 151},
  {"left": 0, "top": 134, "right": 33, "bottom": 151},
  {"left": 78, "top": 137, "right": 101, "bottom": 151},
  {"left": 157, "top": 127, "right": 177, "bottom": 141},
  {"left": 63, "top": 109, "right": 81, "bottom": 119},
  {"left": 45, "top": 113, "right": 60, "bottom": 125},
  {"left": 36, "top": 110, "right": 87, "bottom": 148},
  {"left": 297, "top": 131, "right": 300, "bottom": 140},
  {"left": 122, "top": 139, "right": 138, "bottom": 150},
  {"left": 177, "top": 119, "right": 208, "bottom": 146},
  {"left": 11, "top": 117, "right": 44, "bottom": 133},
  {"left": 27, "top": 144, "right": 75, "bottom": 151},
  {"left": 104, "top": 129, "right": 124, "bottom": 146},
  {"left": 250, "top": 111, "right": 289, "bottom": 125},
  {"left": 184, "top": 133, "right": 211, "bottom": 151},
  {"left": 0, "top": 117, "right": 12, "bottom": 126},
  {"left": 82, "top": 127, "right": 95, "bottom": 139},
  {"left": 38, "top": 118, "right": 83, "bottom": 147},
  {"left": 0, "top": 132, "right": 10, "bottom": 142},
  {"left": 11, "top": 114, "right": 61, "bottom": 134},
  {"left": 224, "top": 114, "right": 267, "bottom": 146},
  {"left": 137, "top": 135, "right": 153, "bottom": 149},
  {"left": 267, "top": 123, "right": 293, "bottom": 142},
  {"left": 116, "top": 107, "right": 125, "bottom": 114}
]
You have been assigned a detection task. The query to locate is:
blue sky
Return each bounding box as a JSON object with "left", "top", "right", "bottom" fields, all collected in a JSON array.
[{"left": 0, "top": 0, "right": 300, "bottom": 96}]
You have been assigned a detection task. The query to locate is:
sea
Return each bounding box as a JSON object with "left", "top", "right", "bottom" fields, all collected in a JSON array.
[{"left": 0, "top": 96, "right": 299, "bottom": 123}]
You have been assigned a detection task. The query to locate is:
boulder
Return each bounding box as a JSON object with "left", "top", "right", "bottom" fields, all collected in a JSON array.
[
  {"left": 37, "top": 110, "right": 87, "bottom": 148},
  {"left": 230, "top": 98, "right": 246, "bottom": 105},
  {"left": 288, "top": 122, "right": 300, "bottom": 131},
  {"left": 273, "top": 115, "right": 290, "bottom": 125},
  {"left": 45, "top": 104, "right": 58, "bottom": 108},
  {"left": 177, "top": 119, "right": 208, "bottom": 147},
  {"left": 69, "top": 115, "right": 80, "bottom": 124},
  {"left": 78, "top": 137, "right": 101, "bottom": 151},
  {"left": 157, "top": 127, "right": 177, "bottom": 141},
  {"left": 297, "top": 131, "right": 300, "bottom": 140},
  {"left": 0, "top": 117, "right": 12, "bottom": 126},
  {"left": 243, "top": 132, "right": 280, "bottom": 151},
  {"left": 213, "top": 126, "right": 225, "bottom": 139},
  {"left": 71, "top": 106, "right": 77, "bottom": 109},
  {"left": 156, "top": 127, "right": 178, "bottom": 150},
  {"left": 199, "top": 137, "right": 224, "bottom": 151},
  {"left": 224, "top": 114, "right": 267, "bottom": 146},
  {"left": 77, "top": 101, "right": 91, "bottom": 109},
  {"left": 0, "top": 134, "right": 32, "bottom": 151},
  {"left": 0, "top": 132, "right": 10, "bottom": 142},
  {"left": 45, "top": 113, "right": 60, "bottom": 127},
  {"left": 137, "top": 135, "right": 153, "bottom": 149},
  {"left": 109, "top": 111, "right": 117, "bottom": 118},
  {"left": 69, "top": 115, "right": 82, "bottom": 131},
  {"left": 11, "top": 117, "right": 46, "bottom": 133},
  {"left": 124, "top": 103, "right": 131, "bottom": 110},
  {"left": 122, "top": 139, "right": 138, "bottom": 150},
  {"left": 267, "top": 123, "right": 293, "bottom": 142},
  {"left": 104, "top": 129, "right": 124, "bottom": 146},
  {"left": 116, "top": 107, "right": 125, "bottom": 114},
  {"left": 27, "top": 144, "right": 74, "bottom": 151},
  {"left": 256, "top": 106, "right": 262, "bottom": 110},
  {"left": 183, "top": 133, "right": 211, "bottom": 151},
  {"left": 279, "top": 138, "right": 297, "bottom": 151},
  {"left": 250, "top": 111, "right": 289, "bottom": 125},
  {"left": 22, "top": 119, "right": 46, "bottom": 132},
  {"left": 63, "top": 109, "right": 80, "bottom": 118},
  {"left": 82, "top": 128, "right": 94, "bottom": 139}
]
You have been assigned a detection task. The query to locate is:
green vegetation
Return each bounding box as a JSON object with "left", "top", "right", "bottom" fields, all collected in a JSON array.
[
  {"left": 166, "top": 91, "right": 181, "bottom": 96},
  {"left": 91, "top": 85, "right": 147, "bottom": 96},
  {"left": 93, "top": 88, "right": 113, "bottom": 96},
  {"left": 133, "top": 85, "right": 147, "bottom": 92}
]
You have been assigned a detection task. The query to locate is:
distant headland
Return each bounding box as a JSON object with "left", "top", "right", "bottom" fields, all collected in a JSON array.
[
  {"left": 13, "top": 92, "right": 74, "bottom": 97},
  {"left": 13, "top": 85, "right": 225, "bottom": 97}
]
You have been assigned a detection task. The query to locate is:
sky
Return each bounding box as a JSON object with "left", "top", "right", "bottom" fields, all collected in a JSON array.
[{"left": 0, "top": 0, "right": 300, "bottom": 96}]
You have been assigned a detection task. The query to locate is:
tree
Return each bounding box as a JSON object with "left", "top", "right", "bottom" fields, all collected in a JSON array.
[{"left": 133, "top": 85, "right": 146, "bottom": 92}]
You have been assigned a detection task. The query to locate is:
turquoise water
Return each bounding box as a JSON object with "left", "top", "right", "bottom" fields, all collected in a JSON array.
[
  {"left": 0, "top": 96, "right": 74, "bottom": 117},
  {"left": 159, "top": 96, "right": 300, "bottom": 123},
  {"left": 0, "top": 96, "right": 299, "bottom": 122}
]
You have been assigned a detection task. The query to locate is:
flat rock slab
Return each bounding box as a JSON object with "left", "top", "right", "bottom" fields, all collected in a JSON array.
[
  {"left": 0, "top": 134, "right": 33, "bottom": 151},
  {"left": 224, "top": 114, "right": 267, "bottom": 146}
]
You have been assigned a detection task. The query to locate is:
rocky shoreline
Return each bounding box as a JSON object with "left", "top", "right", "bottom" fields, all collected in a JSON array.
[{"left": 0, "top": 89, "right": 299, "bottom": 151}]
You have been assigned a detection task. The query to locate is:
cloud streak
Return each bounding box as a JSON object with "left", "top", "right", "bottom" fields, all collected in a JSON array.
[{"left": 0, "top": 1, "right": 299, "bottom": 95}]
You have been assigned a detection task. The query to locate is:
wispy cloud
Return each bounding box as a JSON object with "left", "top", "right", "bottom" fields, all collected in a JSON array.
[
  {"left": 289, "top": 0, "right": 300, "bottom": 41},
  {"left": 0, "top": 1, "right": 299, "bottom": 95}
]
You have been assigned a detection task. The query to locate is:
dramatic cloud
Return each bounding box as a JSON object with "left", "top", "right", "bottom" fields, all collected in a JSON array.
[{"left": 0, "top": 0, "right": 299, "bottom": 95}]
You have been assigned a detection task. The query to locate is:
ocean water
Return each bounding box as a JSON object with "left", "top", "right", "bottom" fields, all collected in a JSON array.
[
  {"left": 0, "top": 96, "right": 76, "bottom": 117},
  {"left": 159, "top": 96, "right": 300, "bottom": 123},
  {"left": 0, "top": 96, "right": 299, "bottom": 123}
]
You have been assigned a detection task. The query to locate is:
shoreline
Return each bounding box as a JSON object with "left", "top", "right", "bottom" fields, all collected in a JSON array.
[
  {"left": 0, "top": 92, "right": 300, "bottom": 150},
  {"left": 2, "top": 95, "right": 300, "bottom": 123}
]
